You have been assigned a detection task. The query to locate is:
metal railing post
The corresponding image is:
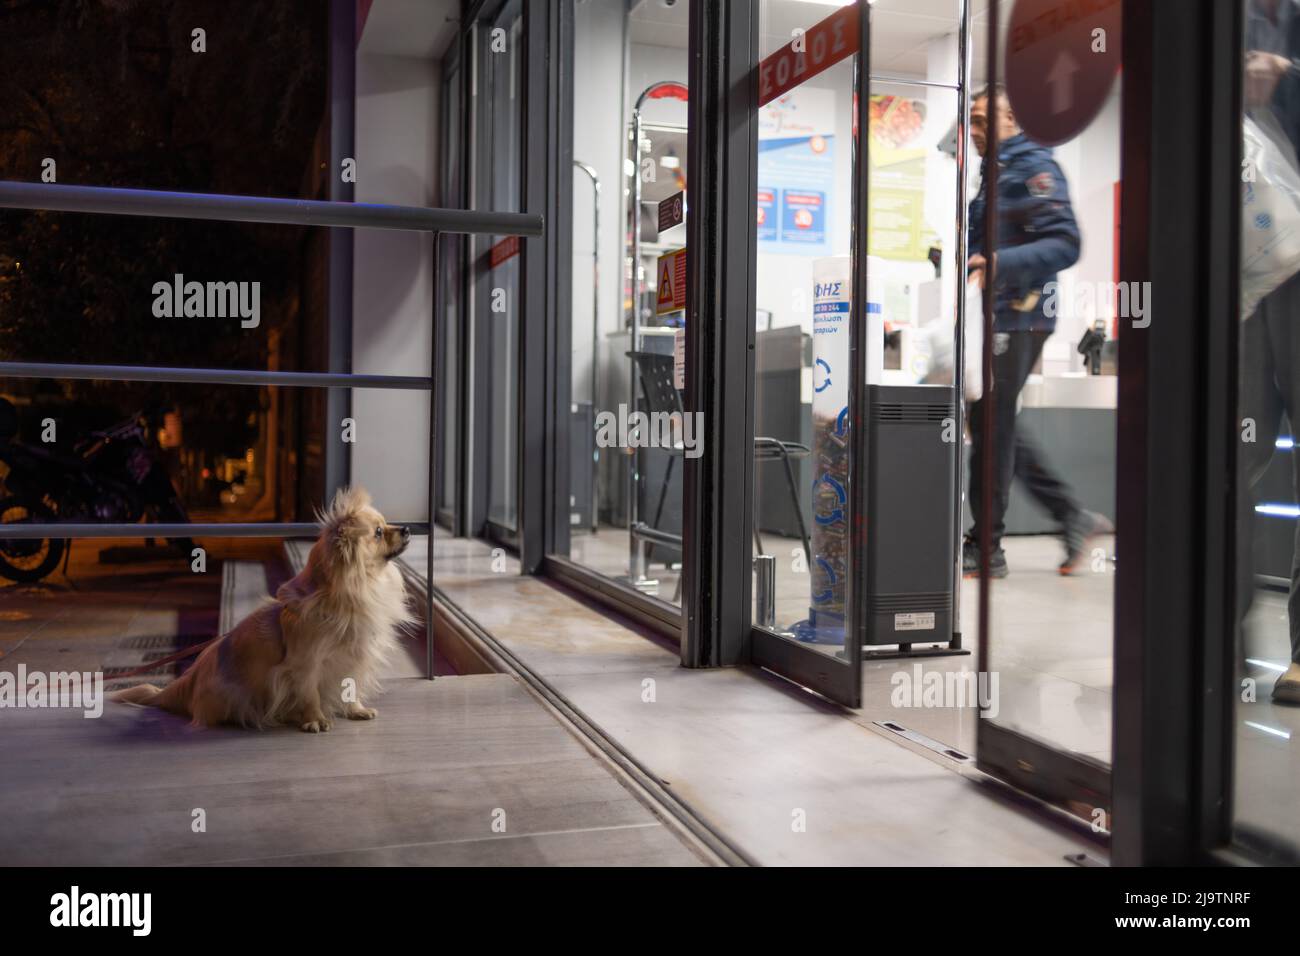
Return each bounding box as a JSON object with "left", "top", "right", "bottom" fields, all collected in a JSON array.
[{"left": 428, "top": 231, "right": 441, "bottom": 681}]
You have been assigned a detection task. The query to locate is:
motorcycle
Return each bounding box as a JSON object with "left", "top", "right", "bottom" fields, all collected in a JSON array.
[{"left": 0, "top": 404, "right": 192, "bottom": 583}]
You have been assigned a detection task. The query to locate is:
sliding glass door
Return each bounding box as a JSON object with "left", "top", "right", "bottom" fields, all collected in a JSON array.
[
  {"left": 747, "top": 0, "right": 876, "bottom": 705},
  {"left": 972, "top": 0, "right": 1122, "bottom": 824}
]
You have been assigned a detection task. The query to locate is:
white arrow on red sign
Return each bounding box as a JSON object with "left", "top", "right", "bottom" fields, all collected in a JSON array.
[{"left": 1004, "top": 0, "right": 1122, "bottom": 146}]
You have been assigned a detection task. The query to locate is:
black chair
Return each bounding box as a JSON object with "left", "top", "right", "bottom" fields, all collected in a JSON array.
[
  {"left": 626, "top": 350, "right": 812, "bottom": 583},
  {"left": 626, "top": 351, "right": 686, "bottom": 551},
  {"left": 753, "top": 437, "right": 811, "bottom": 565}
]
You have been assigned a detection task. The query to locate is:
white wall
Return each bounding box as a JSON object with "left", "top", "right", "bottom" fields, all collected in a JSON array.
[
  {"left": 571, "top": 1, "right": 628, "bottom": 403},
  {"left": 351, "top": 52, "right": 439, "bottom": 519},
  {"left": 1044, "top": 83, "right": 1122, "bottom": 376}
]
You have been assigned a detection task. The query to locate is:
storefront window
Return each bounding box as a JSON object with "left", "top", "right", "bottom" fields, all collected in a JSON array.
[
  {"left": 750, "top": 0, "right": 969, "bottom": 723},
  {"left": 975, "top": 0, "right": 1121, "bottom": 819},
  {"left": 751, "top": 1, "right": 860, "bottom": 652},
  {"left": 563, "top": 0, "right": 690, "bottom": 606},
  {"left": 1234, "top": 0, "right": 1300, "bottom": 859},
  {"left": 483, "top": 1, "right": 524, "bottom": 533}
]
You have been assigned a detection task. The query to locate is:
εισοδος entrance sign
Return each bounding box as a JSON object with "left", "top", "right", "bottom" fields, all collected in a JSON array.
[{"left": 758, "top": 3, "right": 858, "bottom": 108}]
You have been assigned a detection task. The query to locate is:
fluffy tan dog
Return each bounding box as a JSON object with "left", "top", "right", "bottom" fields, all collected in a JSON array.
[{"left": 111, "top": 487, "right": 413, "bottom": 731}]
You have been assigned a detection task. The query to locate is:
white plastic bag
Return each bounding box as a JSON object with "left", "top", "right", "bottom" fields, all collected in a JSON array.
[
  {"left": 1242, "top": 111, "right": 1300, "bottom": 318},
  {"left": 961, "top": 280, "right": 985, "bottom": 402},
  {"left": 916, "top": 279, "right": 984, "bottom": 401}
]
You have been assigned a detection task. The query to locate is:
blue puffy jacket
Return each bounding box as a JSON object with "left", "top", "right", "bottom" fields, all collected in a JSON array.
[{"left": 968, "top": 133, "right": 1082, "bottom": 333}]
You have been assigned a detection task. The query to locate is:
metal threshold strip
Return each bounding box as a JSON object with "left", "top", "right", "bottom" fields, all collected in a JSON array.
[{"left": 396, "top": 559, "right": 755, "bottom": 867}]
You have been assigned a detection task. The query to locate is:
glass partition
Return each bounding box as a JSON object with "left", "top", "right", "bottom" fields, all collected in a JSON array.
[
  {"left": 1233, "top": 0, "right": 1300, "bottom": 862},
  {"left": 746, "top": 0, "right": 879, "bottom": 705},
  {"left": 561, "top": 0, "right": 691, "bottom": 608},
  {"left": 438, "top": 54, "right": 464, "bottom": 531},
  {"left": 481, "top": 0, "right": 524, "bottom": 535},
  {"left": 974, "top": 0, "right": 1121, "bottom": 821},
  {"left": 751, "top": 3, "right": 858, "bottom": 653}
]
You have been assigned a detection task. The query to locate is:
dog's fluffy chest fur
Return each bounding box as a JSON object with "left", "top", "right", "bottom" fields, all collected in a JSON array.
[{"left": 280, "top": 560, "right": 411, "bottom": 714}]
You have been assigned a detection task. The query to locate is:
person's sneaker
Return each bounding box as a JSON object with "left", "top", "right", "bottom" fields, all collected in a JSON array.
[
  {"left": 1059, "top": 509, "right": 1114, "bottom": 576},
  {"left": 962, "top": 537, "right": 1008, "bottom": 578},
  {"left": 1273, "top": 662, "right": 1300, "bottom": 705}
]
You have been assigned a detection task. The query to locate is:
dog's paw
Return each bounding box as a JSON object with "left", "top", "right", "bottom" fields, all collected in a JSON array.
[
  {"left": 346, "top": 706, "right": 378, "bottom": 721},
  {"left": 300, "top": 718, "right": 333, "bottom": 733}
]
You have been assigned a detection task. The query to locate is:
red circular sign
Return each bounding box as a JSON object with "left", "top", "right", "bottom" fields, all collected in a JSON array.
[{"left": 1004, "top": 0, "right": 1122, "bottom": 146}]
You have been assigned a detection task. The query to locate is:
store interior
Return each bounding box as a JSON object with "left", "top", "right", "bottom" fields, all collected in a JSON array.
[
  {"left": 466, "top": 0, "right": 1300, "bottom": 855},
  {"left": 559, "top": 0, "right": 1122, "bottom": 765}
]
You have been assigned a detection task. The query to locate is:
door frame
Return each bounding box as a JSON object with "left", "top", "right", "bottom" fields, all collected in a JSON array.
[{"left": 1110, "top": 0, "right": 1244, "bottom": 866}]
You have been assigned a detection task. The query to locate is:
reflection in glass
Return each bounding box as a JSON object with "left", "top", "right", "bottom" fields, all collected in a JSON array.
[
  {"left": 1234, "top": 0, "right": 1300, "bottom": 859},
  {"left": 752, "top": 2, "right": 967, "bottom": 677},
  {"left": 976, "top": 41, "right": 1120, "bottom": 769},
  {"left": 485, "top": 4, "right": 523, "bottom": 531},
  {"left": 563, "top": 0, "right": 691, "bottom": 606}
]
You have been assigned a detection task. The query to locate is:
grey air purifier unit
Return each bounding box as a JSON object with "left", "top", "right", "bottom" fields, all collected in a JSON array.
[{"left": 865, "top": 384, "right": 957, "bottom": 647}]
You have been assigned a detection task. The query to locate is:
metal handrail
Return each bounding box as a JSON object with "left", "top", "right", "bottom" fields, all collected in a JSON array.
[
  {"left": 0, "top": 181, "right": 543, "bottom": 236},
  {"left": 0, "top": 522, "right": 428, "bottom": 540},
  {"left": 0, "top": 180, "right": 543, "bottom": 682},
  {"left": 0, "top": 362, "right": 431, "bottom": 391}
]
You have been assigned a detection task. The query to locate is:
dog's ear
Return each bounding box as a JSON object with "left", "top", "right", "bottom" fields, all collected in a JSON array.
[{"left": 330, "top": 518, "right": 362, "bottom": 564}]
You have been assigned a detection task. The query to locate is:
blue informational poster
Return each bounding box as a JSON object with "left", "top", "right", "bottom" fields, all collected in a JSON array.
[
  {"left": 756, "top": 187, "right": 778, "bottom": 242},
  {"left": 758, "top": 87, "right": 836, "bottom": 256},
  {"left": 780, "top": 190, "right": 826, "bottom": 244}
]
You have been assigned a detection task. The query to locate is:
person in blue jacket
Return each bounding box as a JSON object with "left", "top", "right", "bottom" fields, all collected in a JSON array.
[{"left": 964, "top": 85, "right": 1109, "bottom": 578}]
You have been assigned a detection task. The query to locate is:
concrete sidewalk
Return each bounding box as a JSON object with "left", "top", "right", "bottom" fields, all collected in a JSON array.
[{"left": 0, "top": 539, "right": 709, "bottom": 866}]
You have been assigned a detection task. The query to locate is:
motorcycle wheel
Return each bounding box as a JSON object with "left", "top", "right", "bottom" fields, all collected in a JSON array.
[{"left": 0, "top": 496, "right": 66, "bottom": 584}]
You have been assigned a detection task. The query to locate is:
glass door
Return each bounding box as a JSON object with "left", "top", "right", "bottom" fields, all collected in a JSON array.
[
  {"left": 747, "top": 0, "right": 873, "bottom": 706},
  {"left": 1232, "top": 0, "right": 1300, "bottom": 863},
  {"left": 972, "top": 0, "right": 1123, "bottom": 824},
  {"left": 551, "top": 0, "right": 692, "bottom": 628},
  {"left": 438, "top": 46, "right": 465, "bottom": 534},
  {"left": 468, "top": 0, "right": 524, "bottom": 542}
]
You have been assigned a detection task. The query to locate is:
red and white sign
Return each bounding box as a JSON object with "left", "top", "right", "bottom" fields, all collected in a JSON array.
[
  {"left": 674, "top": 328, "right": 685, "bottom": 390},
  {"left": 658, "top": 191, "right": 685, "bottom": 233},
  {"left": 758, "top": 3, "right": 858, "bottom": 108},
  {"left": 656, "top": 247, "right": 687, "bottom": 316},
  {"left": 488, "top": 234, "right": 520, "bottom": 269},
  {"left": 1005, "top": 0, "right": 1122, "bottom": 146}
]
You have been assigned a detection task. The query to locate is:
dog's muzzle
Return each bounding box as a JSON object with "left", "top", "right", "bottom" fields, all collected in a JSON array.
[{"left": 388, "top": 526, "right": 411, "bottom": 560}]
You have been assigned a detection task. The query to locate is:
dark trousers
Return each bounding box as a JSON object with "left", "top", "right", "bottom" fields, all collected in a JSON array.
[
  {"left": 968, "top": 329, "right": 1080, "bottom": 550},
  {"left": 1240, "top": 270, "right": 1300, "bottom": 665}
]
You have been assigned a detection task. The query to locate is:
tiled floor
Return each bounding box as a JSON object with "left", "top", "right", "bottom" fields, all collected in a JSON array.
[
  {"left": 1236, "top": 589, "right": 1300, "bottom": 858},
  {"left": 407, "top": 534, "right": 1102, "bottom": 866},
  {"left": 0, "top": 674, "right": 706, "bottom": 866},
  {"left": 535, "top": 527, "right": 1300, "bottom": 859},
  {"left": 569, "top": 526, "right": 1116, "bottom": 762},
  {"left": 0, "top": 540, "right": 708, "bottom": 867}
]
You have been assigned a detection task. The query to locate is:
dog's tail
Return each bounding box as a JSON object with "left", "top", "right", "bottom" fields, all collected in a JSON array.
[
  {"left": 110, "top": 673, "right": 194, "bottom": 718},
  {"left": 110, "top": 683, "right": 165, "bottom": 706}
]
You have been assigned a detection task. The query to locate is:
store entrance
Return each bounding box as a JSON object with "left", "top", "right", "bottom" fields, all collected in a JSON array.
[{"left": 742, "top": 0, "right": 1124, "bottom": 827}]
